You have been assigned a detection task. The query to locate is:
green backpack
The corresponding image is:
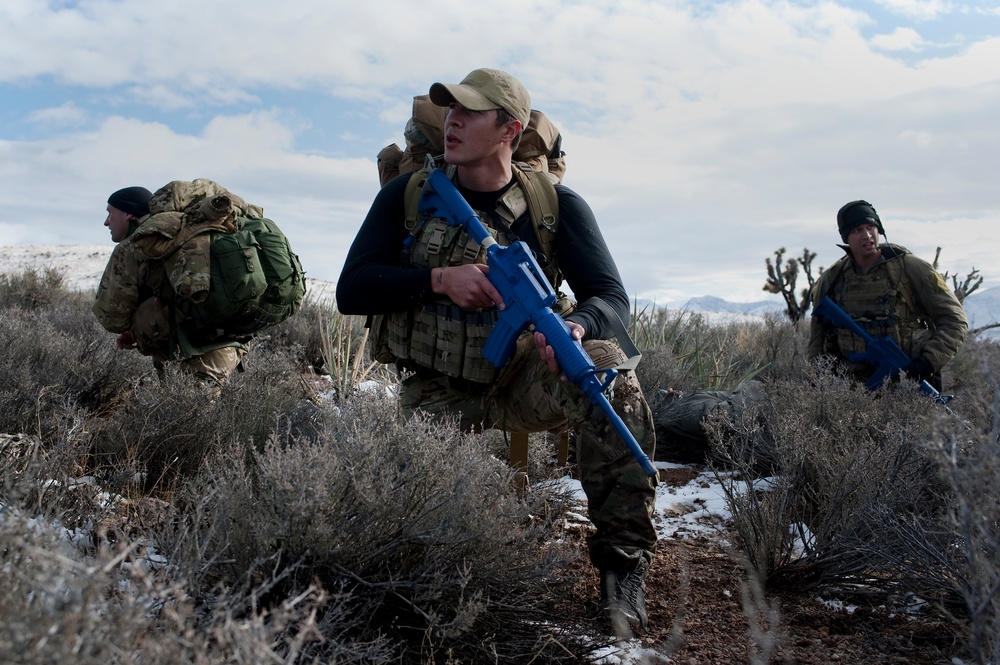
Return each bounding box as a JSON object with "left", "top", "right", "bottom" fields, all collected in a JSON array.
[
  {"left": 135, "top": 180, "right": 306, "bottom": 347},
  {"left": 184, "top": 215, "right": 306, "bottom": 340}
]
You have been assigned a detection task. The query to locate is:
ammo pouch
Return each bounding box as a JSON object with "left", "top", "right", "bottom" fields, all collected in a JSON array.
[
  {"left": 367, "top": 313, "right": 395, "bottom": 364},
  {"left": 130, "top": 296, "right": 172, "bottom": 356},
  {"left": 369, "top": 292, "right": 578, "bottom": 373}
]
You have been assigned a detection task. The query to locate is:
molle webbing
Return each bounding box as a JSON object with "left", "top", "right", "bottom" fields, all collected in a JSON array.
[
  {"left": 382, "top": 166, "right": 568, "bottom": 382},
  {"left": 830, "top": 252, "right": 926, "bottom": 360}
]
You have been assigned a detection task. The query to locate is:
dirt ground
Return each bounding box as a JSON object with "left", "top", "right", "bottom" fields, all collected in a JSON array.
[{"left": 557, "top": 466, "right": 964, "bottom": 664}]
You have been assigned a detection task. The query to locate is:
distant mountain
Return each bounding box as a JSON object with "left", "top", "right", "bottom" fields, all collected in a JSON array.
[
  {"left": 681, "top": 295, "right": 785, "bottom": 317},
  {"left": 964, "top": 289, "right": 1000, "bottom": 338}
]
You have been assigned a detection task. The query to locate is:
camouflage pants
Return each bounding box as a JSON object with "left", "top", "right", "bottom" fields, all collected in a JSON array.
[
  {"left": 400, "top": 334, "right": 658, "bottom": 572},
  {"left": 155, "top": 346, "right": 246, "bottom": 387}
]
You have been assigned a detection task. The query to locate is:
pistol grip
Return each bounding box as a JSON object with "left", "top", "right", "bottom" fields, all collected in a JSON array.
[{"left": 484, "top": 312, "right": 528, "bottom": 367}]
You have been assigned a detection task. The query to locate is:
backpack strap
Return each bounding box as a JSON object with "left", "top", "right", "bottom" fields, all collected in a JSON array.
[
  {"left": 511, "top": 164, "right": 559, "bottom": 266},
  {"left": 402, "top": 170, "right": 426, "bottom": 231},
  {"left": 403, "top": 160, "right": 456, "bottom": 230}
]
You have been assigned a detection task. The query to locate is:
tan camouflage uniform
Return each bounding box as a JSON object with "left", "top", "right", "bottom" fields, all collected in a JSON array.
[
  {"left": 94, "top": 180, "right": 255, "bottom": 385},
  {"left": 808, "top": 243, "right": 967, "bottom": 389},
  {"left": 399, "top": 313, "right": 658, "bottom": 572}
]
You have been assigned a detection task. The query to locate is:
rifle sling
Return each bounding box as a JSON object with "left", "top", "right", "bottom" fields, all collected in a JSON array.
[{"left": 587, "top": 297, "right": 642, "bottom": 371}]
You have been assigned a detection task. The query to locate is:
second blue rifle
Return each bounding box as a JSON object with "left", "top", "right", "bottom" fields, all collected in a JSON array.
[{"left": 812, "top": 295, "right": 951, "bottom": 404}]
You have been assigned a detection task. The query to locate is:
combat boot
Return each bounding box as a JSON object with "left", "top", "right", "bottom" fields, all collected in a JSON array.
[{"left": 599, "top": 558, "right": 649, "bottom": 636}]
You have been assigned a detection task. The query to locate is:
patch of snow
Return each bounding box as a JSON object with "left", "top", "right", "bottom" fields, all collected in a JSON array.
[
  {"left": 0, "top": 243, "right": 338, "bottom": 302},
  {"left": 0, "top": 244, "right": 111, "bottom": 292},
  {"left": 817, "top": 597, "right": 858, "bottom": 614},
  {"left": 589, "top": 639, "right": 663, "bottom": 664},
  {"left": 545, "top": 463, "right": 740, "bottom": 542}
]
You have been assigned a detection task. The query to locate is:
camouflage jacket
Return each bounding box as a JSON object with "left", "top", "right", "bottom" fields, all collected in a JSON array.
[
  {"left": 807, "top": 243, "right": 968, "bottom": 377},
  {"left": 92, "top": 179, "right": 261, "bottom": 358}
]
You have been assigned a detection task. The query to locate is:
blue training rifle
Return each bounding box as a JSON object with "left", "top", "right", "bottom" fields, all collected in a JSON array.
[
  {"left": 418, "top": 168, "right": 657, "bottom": 477},
  {"left": 812, "top": 295, "right": 952, "bottom": 405}
]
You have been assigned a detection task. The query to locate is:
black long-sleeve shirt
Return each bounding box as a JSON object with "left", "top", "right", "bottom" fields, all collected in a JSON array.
[{"left": 336, "top": 172, "right": 630, "bottom": 341}]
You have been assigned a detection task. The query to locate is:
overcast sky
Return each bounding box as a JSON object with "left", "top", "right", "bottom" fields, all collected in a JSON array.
[{"left": 1, "top": 0, "right": 997, "bottom": 305}]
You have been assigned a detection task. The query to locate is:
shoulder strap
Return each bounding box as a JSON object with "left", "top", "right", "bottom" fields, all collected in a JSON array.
[
  {"left": 511, "top": 164, "right": 559, "bottom": 263},
  {"left": 403, "top": 170, "right": 426, "bottom": 230},
  {"left": 818, "top": 254, "right": 851, "bottom": 304},
  {"left": 885, "top": 247, "right": 922, "bottom": 314},
  {"left": 403, "top": 161, "right": 458, "bottom": 230}
]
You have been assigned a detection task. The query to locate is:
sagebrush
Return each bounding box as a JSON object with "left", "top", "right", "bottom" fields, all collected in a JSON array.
[{"left": 2, "top": 267, "right": 999, "bottom": 663}]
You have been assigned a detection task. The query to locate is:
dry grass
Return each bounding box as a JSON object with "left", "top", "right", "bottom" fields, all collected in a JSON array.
[{"left": 1, "top": 266, "right": 999, "bottom": 663}]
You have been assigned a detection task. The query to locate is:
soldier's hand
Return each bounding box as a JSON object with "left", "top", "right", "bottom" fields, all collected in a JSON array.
[
  {"left": 535, "top": 322, "right": 585, "bottom": 379},
  {"left": 902, "top": 356, "right": 935, "bottom": 384},
  {"left": 431, "top": 264, "right": 505, "bottom": 311},
  {"left": 116, "top": 331, "right": 137, "bottom": 350}
]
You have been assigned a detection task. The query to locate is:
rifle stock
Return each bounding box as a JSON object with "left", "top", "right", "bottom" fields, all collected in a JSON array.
[{"left": 419, "top": 168, "right": 657, "bottom": 477}]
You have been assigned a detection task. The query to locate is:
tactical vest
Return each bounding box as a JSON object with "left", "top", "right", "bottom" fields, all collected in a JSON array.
[
  {"left": 376, "top": 164, "right": 573, "bottom": 383},
  {"left": 823, "top": 245, "right": 931, "bottom": 363}
]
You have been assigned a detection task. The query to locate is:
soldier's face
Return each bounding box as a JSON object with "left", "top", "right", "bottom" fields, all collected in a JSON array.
[
  {"left": 847, "top": 223, "right": 881, "bottom": 266},
  {"left": 105, "top": 205, "right": 132, "bottom": 243},
  {"left": 443, "top": 104, "right": 512, "bottom": 167}
]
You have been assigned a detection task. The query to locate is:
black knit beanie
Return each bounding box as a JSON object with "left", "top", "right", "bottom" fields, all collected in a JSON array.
[
  {"left": 836, "top": 200, "right": 884, "bottom": 242},
  {"left": 107, "top": 186, "right": 153, "bottom": 217}
]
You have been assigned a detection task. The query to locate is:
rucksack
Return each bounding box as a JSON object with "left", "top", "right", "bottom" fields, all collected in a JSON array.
[
  {"left": 185, "top": 215, "right": 305, "bottom": 339},
  {"left": 376, "top": 94, "right": 567, "bottom": 186},
  {"left": 134, "top": 179, "right": 306, "bottom": 345}
]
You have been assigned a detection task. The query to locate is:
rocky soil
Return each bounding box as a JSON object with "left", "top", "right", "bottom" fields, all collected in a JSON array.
[{"left": 557, "top": 466, "right": 963, "bottom": 664}]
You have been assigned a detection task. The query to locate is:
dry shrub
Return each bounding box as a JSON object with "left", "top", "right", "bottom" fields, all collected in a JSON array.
[
  {"left": 0, "top": 266, "right": 67, "bottom": 310},
  {"left": 0, "top": 427, "right": 339, "bottom": 665},
  {"left": 271, "top": 299, "right": 397, "bottom": 396},
  {"left": 0, "top": 300, "right": 146, "bottom": 442},
  {"left": 0, "top": 485, "right": 336, "bottom": 664},
  {"left": 160, "top": 394, "right": 588, "bottom": 664},
  {"left": 635, "top": 306, "right": 806, "bottom": 405},
  {"left": 255, "top": 296, "right": 329, "bottom": 371},
  {"left": 86, "top": 343, "right": 317, "bottom": 494},
  {"left": 711, "top": 365, "right": 949, "bottom": 590},
  {"left": 902, "top": 350, "right": 1000, "bottom": 664},
  {"left": 713, "top": 343, "right": 1000, "bottom": 664}
]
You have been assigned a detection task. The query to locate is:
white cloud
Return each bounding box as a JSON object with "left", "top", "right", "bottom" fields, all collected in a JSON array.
[
  {"left": 897, "top": 129, "right": 936, "bottom": 149},
  {"left": 0, "top": 0, "right": 998, "bottom": 302},
  {"left": 873, "top": 0, "right": 955, "bottom": 20},
  {"left": 27, "top": 102, "right": 87, "bottom": 126},
  {"left": 871, "top": 26, "right": 930, "bottom": 51}
]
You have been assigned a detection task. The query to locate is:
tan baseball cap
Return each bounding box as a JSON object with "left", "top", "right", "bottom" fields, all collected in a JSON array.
[{"left": 429, "top": 68, "right": 531, "bottom": 128}]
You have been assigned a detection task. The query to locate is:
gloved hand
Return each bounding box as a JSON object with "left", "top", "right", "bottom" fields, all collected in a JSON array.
[{"left": 902, "top": 356, "right": 935, "bottom": 384}]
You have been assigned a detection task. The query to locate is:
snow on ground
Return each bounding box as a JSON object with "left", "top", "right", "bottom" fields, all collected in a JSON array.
[
  {"left": 556, "top": 463, "right": 738, "bottom": 541},
  {"left": 555, "top": 463, "right": 746, "bottom": 664},
  {"left": 0, "top": 244, "right": 111, "bottom": 292},
  {"left": 0, "top": 243, "right": 338, "bottom": 303}
]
